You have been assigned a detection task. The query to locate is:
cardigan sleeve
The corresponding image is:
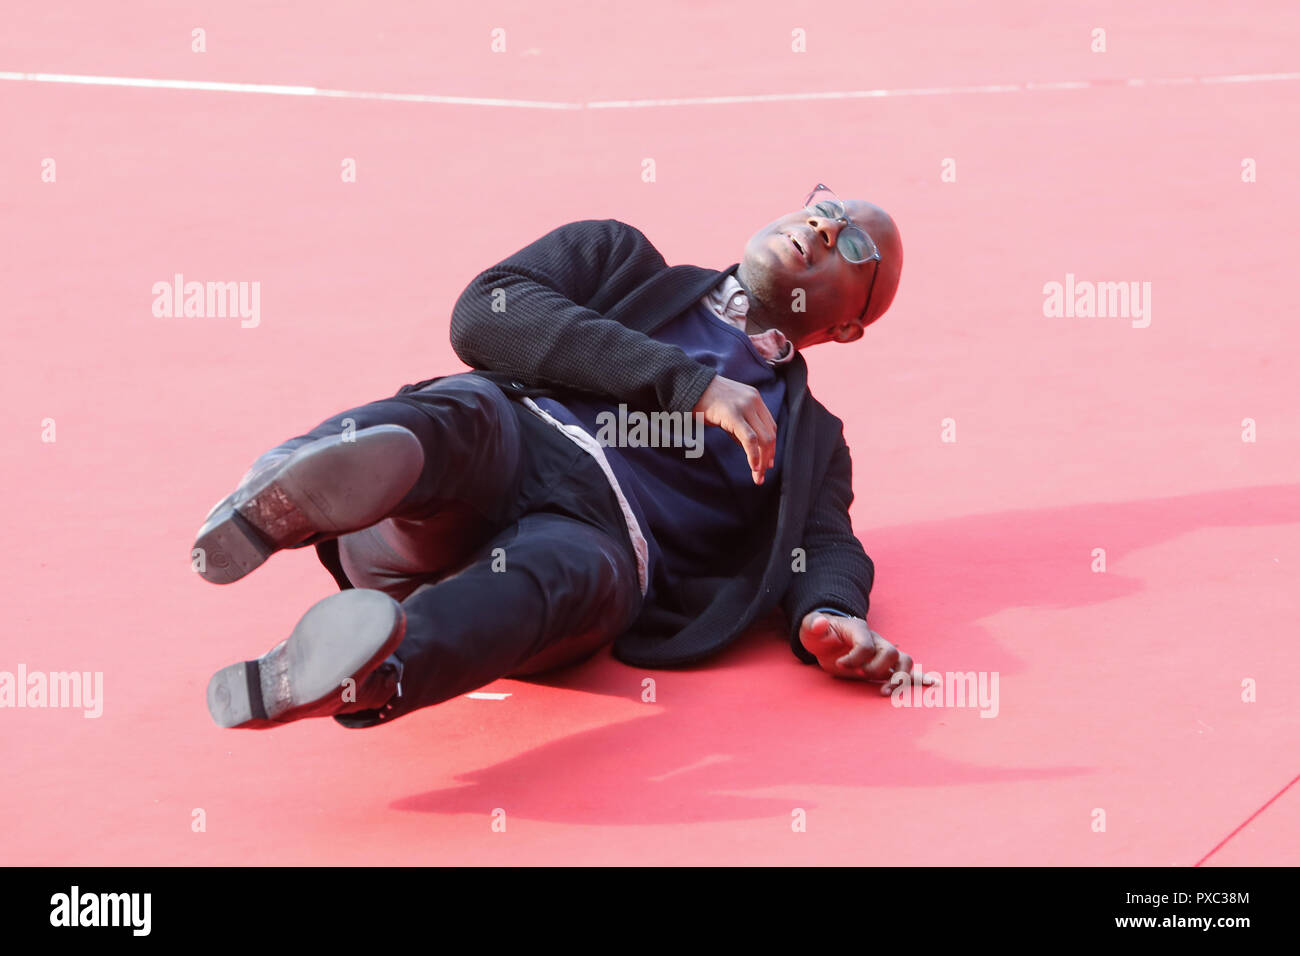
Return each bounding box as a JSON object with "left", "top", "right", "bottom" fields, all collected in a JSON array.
[
  {"left": 781, "top": 432, "right": 875, "bottom": 664},
  {"left": 449, "top": 218, "right": 717, "bottom": 414}
]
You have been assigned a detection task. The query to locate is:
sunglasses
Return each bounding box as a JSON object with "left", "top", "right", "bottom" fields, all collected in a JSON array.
[{"left": 803, "top": 183, "right": 882, "bottom": 327}]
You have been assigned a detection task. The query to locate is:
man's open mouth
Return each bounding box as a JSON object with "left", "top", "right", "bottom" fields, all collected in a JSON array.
[{"left": 788, "top": 234, "right": 806, "bottom": 261}]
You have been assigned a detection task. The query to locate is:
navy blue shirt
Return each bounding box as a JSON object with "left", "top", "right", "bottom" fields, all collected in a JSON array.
[{"left": 535, "top": 297, "right": 787, "bottom": 603}]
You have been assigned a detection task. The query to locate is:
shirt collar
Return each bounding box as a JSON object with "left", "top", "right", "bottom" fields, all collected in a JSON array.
[{"left": 699, "top": 275, "right": 796, "bottom": 365}]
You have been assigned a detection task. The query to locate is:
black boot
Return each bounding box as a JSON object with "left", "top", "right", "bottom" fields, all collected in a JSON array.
[
  {"left": 206, "top": 589, "right": 406, "bottom": 729},
  {"left": 193, "top": 424, "right": 424, "bottom": 585}
]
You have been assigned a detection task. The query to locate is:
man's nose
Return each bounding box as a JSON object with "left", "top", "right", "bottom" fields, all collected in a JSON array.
[{"left": 805, "top": 213, "right": 843, "bottom": 249}]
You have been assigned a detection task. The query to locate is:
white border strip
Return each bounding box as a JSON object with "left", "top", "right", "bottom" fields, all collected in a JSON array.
[
  {"left": 0, "top": 70, "right": 582, "bottom": 109},
  {"left": 2, "top": 69, "right": 1298, "bottom": 110}
]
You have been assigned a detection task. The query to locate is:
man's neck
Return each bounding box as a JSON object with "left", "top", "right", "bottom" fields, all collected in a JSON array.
[{"left": 734, "top": 272, "right": 782, "bottom": 338}]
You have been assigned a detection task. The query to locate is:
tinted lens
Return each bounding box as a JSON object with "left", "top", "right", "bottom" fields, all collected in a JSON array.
[
  {"left": 807, "top": 198, "right": 843, "bottom": 219},
  {"left": 837, "top": 226, "right": 879, "bottom": 263}
]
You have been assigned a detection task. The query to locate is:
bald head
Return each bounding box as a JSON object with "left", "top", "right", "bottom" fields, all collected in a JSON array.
[{"left": 736, "top": 196, "right": 903, "bottom": 348}]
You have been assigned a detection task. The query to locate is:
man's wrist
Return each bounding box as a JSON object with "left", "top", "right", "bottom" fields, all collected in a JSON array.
[
  {"left": 810, "top": 606, "right": 857, "bottom": 622},
  {"left": 677, "top": 365, "right": 718, "bottom": 415},
  {"left": 790, "top": 607, "right": 861, "bottom": 666}
]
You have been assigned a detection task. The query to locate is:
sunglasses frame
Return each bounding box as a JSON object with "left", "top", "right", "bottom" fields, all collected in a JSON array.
[{"left": 803, "top": 183, "right": 883, "bottom": 327}]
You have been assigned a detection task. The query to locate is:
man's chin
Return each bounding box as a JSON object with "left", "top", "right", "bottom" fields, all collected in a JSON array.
[{"left": 737, "top": 256, "right": 785, "bottom": 301}]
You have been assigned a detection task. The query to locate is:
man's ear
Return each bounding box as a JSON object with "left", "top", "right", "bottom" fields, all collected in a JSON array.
[{"left": 830, "top": 323, "right": 864, "bottom": 343}]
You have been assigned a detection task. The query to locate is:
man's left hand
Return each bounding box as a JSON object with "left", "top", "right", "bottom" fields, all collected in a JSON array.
[{"left": 799, "top": 612, "right": 936, "bottom": 695}]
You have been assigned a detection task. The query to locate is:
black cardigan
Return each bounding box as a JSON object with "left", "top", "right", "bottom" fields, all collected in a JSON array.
[{"left": 401, "top": 218, "right": 874, "bottom": 667}]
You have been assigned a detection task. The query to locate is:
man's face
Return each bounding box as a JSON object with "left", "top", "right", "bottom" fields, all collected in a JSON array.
[{"left": 737, "top": 198, "right": 902, "bottom": 348}]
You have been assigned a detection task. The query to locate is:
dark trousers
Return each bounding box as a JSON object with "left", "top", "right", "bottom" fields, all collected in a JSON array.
[{"left": 254, "top": 374, "right": 643, "bottom": 727}]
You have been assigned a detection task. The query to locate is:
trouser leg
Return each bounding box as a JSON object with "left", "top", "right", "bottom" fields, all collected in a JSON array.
[
  {"left": 334, "top": 511, "right": 642, "bottom": 728},
  {"left": 247, "top": 373, "right": 526, "bottom": 526}
]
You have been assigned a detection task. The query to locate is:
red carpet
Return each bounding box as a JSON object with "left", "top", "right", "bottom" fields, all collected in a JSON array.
[{"left": 2, "top": 0, "right": 1297, "bottom": 865}]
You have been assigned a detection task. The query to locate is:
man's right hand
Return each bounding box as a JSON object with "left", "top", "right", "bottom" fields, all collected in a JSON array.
[{"left": 692, "top": 375, "right": 777, "bottom": 484}]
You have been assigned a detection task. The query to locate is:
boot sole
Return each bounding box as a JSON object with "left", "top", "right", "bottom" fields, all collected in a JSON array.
[
  {"left": 194, "top": 424, "right": 424, "bottom": 585},
  {"left": 206, "top": 589, "right": 405, "bottom": 729}
]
